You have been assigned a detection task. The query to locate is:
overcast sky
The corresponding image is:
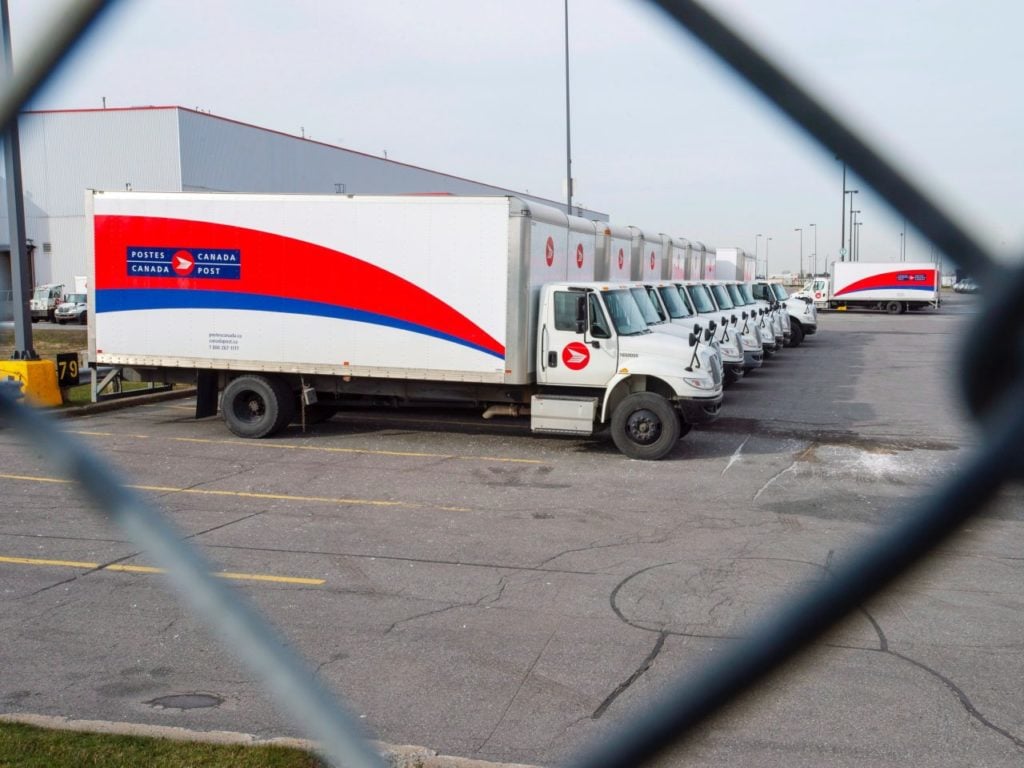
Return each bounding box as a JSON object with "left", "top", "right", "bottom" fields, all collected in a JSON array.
[{"left": 9, "top": 0, "right": 1023, "bottom": 276}]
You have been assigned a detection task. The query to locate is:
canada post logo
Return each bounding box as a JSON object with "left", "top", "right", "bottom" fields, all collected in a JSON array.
[{"left": 126, "top": 247, "right": 241, "bottom": 279}]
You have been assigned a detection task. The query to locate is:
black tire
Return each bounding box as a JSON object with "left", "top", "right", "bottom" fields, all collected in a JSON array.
[
  {"left": 788, "top": 321, "right": 804, "bottom": 347},
  {"left": 57, "top": 319, "right": 66, "bottom": 325},
  {"left": 885, "top": 301, "right": 903, "bottom": 314},
  {"left": 610, "top": 392, "right": 682, "bottom": 460},
  {"left": 79, "top": 312, "right": 87, "bottom": 325},
  {"left": 221, "top": 375, "right": 294, "bottom": 438}
]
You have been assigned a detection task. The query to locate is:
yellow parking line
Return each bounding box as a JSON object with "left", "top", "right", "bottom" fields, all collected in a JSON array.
[
  {"left": 0, "top": 473, "right": 470, "bottom": 513},
  {"left": 70, "top": 430, "right": 542, "bottom": 464},
  {"left": 0, "top": 555, "right": 324, "bottom": 585}
]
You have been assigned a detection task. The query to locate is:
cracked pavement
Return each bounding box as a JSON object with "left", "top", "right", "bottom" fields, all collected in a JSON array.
[{"left": 2, "top": 294, "right": 1022, "bottom": 766}]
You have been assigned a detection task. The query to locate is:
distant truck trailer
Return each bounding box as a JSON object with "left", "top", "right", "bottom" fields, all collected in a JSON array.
[{"left": 794, "top": 261, "right": 940, "bottom": 314}]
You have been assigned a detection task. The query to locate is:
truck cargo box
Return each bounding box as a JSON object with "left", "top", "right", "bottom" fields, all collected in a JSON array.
[{"left": 90, "top": 192, "right": 582, "bottom": 386}]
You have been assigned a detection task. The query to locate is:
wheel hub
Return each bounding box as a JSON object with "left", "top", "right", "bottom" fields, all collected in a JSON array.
[{"left": 626, "top": 409, "right": 661, "bottom": 444}]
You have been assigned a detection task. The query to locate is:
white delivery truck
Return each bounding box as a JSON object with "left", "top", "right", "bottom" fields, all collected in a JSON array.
[
  {"left": 30, "top": 283, "right": 64, "bottom": 322},
  {"left": 795, "top": 261, "right": 940, "bottom": 314},
  {"left": 751, "top": 280, "right": 817, "bottom": 346},
  {"left": 88, "top": 192, "right": 723, "bottom": 460}
]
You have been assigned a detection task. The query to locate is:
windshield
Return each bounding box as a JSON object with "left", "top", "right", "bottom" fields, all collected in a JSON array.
[
  {"left": 630, "top": 287, "right": 664, "bottom": 325},
  {"left": 772, "top": 283, "right": 789, "bottom": 301},
  {"left": 727, "top": 283, "right": 747, "bottom": 306},
  {"left": 658, "top": 286, "right": 693, "bottom": 318},
  {"left": 644, "top": 287, "right": 670, "bottom": 321},
  {"left": 66, "top": 293, "right": 86, "bottom": 303},
  {"left": 686, "top": 284, "right": 716, "bottom": 313},
  {"left": 602, "top": 290, "right": 650, "bottom": 336},
  {"left": 738, "top": 284, "right": 756, "bottom": 303},
  {"left": 710, "top": 284, "right": 734, "bottom": 310},
  {"left": 32, "top": 287, "right": 49, "bottom": 300}
]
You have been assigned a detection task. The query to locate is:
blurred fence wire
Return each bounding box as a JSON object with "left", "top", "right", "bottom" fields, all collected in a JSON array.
[{"left": 1, "top": 1, "right": 1020, "bottom": 767}]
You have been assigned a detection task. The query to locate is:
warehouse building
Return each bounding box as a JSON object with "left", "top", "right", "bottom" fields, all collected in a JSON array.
[{"left": 0, "top": 106, "right": 606, "bottom": 318}]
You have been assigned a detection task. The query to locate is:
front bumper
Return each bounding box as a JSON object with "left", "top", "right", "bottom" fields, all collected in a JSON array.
[
  {"left": 677, "top": 392, "right": 723, "bottom": 425},
  {"left": 743, "top": 350, "right": 764, "bottom": 369}
]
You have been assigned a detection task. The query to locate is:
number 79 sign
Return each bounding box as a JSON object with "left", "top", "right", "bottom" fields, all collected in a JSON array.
[{"left": 56, "top": 353, "right": 80, "bottom": 387}]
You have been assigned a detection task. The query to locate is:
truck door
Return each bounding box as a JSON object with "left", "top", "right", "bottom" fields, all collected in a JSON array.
[
  {"left": 539, "top": 288, "right": 618, "bottom": 387},
  {"left": 812, "top": 278, "right": 829, "bottom": 301}
]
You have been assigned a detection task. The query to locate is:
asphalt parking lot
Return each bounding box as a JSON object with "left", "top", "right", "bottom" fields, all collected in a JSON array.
[{"left": 3, "top": 293, "right": 1023, "bottom": 767}]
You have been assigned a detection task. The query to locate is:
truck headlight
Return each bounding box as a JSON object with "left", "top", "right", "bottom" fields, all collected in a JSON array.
[{"left": 683, "top": 375, "right": 716, "bottom": 390}]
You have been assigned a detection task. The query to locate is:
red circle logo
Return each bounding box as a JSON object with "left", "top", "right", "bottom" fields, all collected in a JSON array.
[
  {"left": 545, "top": 236, "right": 555, "bottom": 267},
  {"left": 575, "top": 243, "right": 585, "bottom": 269},
  {"left": 617, "top": 248, "right": 624, "bottom": 270},
  {"left": 650, "top": 251, "right": 656, "bottom": 270},
  {"left": 172, "top": 250, "right": 195, "bottom": 276},
  {"left": 561, "top": 342, "right": 590, "bottom": 370},
  {"left": 815, "top": 291, "right": 822, "bottom": 299}
]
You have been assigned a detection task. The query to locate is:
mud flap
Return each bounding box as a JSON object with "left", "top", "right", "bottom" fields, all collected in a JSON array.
[{"left": 195, "top": 370, "right": 218, "bottom": 418}]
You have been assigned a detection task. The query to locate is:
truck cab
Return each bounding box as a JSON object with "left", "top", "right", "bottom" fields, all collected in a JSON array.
[
  {"left": 795, "top": 277, "right": 831, "bottom": 310},
  {"left": 627, "top": 284, "right": 725, "bottom": 385},
  {"left": 29, "top": 283, "right": 64, "bottom": 323},
  {"left": 768, "top": 281, "right": 817, "bottom": 345},
  {"left": 646, "top": 281, "right": 745, "bottom": 386},
  {"left": 535, "top": 282, "right": 723, "bottom": 458}
]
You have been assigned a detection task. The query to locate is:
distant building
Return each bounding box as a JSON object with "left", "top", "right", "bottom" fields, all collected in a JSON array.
[{"left": 0, "top": 106, "right": 607, "bottom": 316}]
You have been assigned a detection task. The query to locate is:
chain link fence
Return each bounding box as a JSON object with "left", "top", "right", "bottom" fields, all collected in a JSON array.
[{"left": 1, "top": 1, "right": 1019, "bottom": 766}]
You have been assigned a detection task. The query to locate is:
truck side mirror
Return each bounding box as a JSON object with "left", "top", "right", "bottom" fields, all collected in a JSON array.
[
  {"left": 708, "top": 320, "right": 717, "bottom": 333},
  {"left": 704, "top": 328, "right": 714, "bottom": 342},
  {"left": 688, "top": 332, "right": 697, "bottom": 347}
]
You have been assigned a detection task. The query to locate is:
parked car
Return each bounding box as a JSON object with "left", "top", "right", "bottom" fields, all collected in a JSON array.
[
  {"left": 54, "top": 292, "right": 88, "bottom": 324},
  {"left": 953, "top": 278, "right": 979, "bottom": 293}
]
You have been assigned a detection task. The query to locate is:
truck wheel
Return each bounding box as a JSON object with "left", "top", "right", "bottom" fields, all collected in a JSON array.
[
  {"left": 610, "top": 392, "right": 682, "bottom": 460},
  {"left": 222, "top": 375, "right": 294, "bottom": 438},
  {"left": 885, "top": 301, "right": 903, "bottom": 315},
  {"left": 788, "top": 321, "right": 804, "bottom": 347},
  {"left": 79, "top": 312, "right": 87, "bottom": 325}
]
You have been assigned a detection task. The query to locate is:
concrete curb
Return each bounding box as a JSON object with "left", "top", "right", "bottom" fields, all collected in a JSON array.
[
  {"left": 0, "top": 713, "right": 542, "bottom": 768},
  {"left": 52, "top": 387, "right": 198, "bottom": 418}
]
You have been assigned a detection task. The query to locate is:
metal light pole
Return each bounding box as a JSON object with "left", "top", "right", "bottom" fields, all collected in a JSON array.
[
  {"left": 854, "top": 220, "right": 862, "bottom": 261},
  {"left": 846, "top": 191, "right": 859, "bottom": 257},
  {"left": 808, "top": 223, "right": 817, "bottom": 275},
  {"left": 794, "top": 227, "right": 803, "bottom": 277},
  {"left": 563, "top": 0, "right": 573, "bottom": 214},
  {"left": 901, "top": 217, "right": 907, "bottom": 261},
  {"left": 899, "top": 232, "right": 904, "bottom": 262},
  {"left": 765, "top": 237, "right": 772, "bottom": 278},
  {"left": 839, "top": 161, "right": 846, "bottom": 258},
  {"left": 754, "top": 233, "right": 762, "bottom": 277}
]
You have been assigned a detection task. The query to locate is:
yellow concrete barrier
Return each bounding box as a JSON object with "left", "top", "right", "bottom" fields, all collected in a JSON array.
[{"left": 0, "top": 359, "right": 63, "bottom": 407}]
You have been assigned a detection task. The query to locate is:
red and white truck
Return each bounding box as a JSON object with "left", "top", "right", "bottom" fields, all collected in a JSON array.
[
  {"left": 795, "top": 261, "right": 940, "bottom": 314},
  {"left": 87, "top": 192, "right": 724, "bottom": 459}
]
